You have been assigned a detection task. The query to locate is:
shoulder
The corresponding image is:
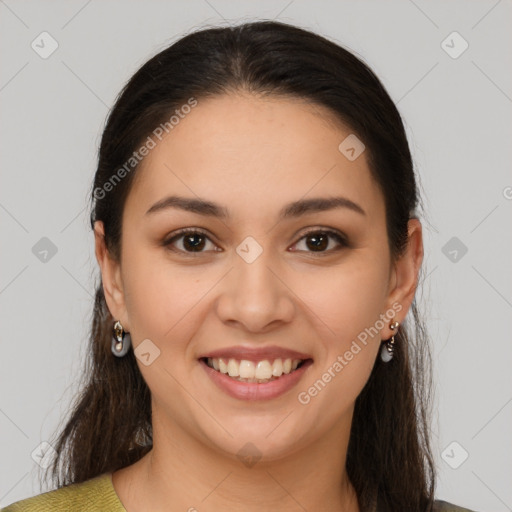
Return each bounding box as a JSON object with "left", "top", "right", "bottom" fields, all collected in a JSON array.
[
  {"left": 0, "top": 473, "right": 126, "bottom": 512},
  {"left": 434, "top": 499, "right": 478, "bottom": 512}
]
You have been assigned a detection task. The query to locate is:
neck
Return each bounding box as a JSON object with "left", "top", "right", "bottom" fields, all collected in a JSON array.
[
  {"left": 114, "top": 417, "right": 360, "bottom": 512},
  {"left": 144, "top": 448, "right": 359, "bottom": 512}
]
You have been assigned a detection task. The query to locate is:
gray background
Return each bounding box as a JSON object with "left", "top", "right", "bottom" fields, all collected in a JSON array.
[{"left": 1, "top": 1, "right": 511, "bottom": 510}]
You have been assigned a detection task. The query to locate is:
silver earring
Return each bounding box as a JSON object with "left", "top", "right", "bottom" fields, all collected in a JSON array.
[
  {"left": 380, "top": 321, "right": 399, "bottom": 362},
  {"left": 111, "top": 320, "right": 131, "bottom": 357}
]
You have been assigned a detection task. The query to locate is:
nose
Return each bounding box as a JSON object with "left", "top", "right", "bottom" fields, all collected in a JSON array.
[{"left": 215, "top": 245, "right": 295, "bottom": 333}]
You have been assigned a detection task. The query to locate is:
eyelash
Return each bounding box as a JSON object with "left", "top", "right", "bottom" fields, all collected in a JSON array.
[{"left": 163, "top": 227, "right": 348, "bottom": 256}]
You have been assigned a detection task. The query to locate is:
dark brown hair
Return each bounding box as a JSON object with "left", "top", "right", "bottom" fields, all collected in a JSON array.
[{"left": 44, "top": 20, "right": 435, "bottom": 511}]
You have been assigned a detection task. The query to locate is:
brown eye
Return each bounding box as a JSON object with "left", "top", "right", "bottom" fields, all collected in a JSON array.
[
  {"left": 291, "top": 229, "right": 347, "bottom": 254},
  {"left": 164, "top": 229, "right": 218, "bottom": 254},
  {"left": 181, "top": 232, "right": 207, "bottom": 251}
]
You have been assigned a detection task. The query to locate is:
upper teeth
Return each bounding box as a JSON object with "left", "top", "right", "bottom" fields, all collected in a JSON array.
[{"left": 207, "top": 357, "right": 302, "bottom": 379}]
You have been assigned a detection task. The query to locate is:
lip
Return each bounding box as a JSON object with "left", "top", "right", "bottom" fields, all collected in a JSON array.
[
  {"left": 200, "top": 358, "right": 313, "bottom": 401},
  {"left": 198, "top": 345, "right": 312, "bottom": 364}
]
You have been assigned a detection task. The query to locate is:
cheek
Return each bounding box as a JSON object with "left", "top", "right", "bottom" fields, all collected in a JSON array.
[
  {"left": 296, "top": 267, "right": 384, "bottom": 426},
  {"left": 121, "top": 247, "right": 204, "bottom": 347},
  {"left": 295, "top": 256, "right": 389, "bottom": 341},
  {"left": 291, "top": 254, "right": 389, "bottom": 409}
]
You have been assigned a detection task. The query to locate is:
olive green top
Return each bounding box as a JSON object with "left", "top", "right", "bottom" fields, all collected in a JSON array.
[
  {"left": 0, "top": 472, "right": 478, "bottom": 511},
  {"left": 1, "top": 473, "right": 125, "bottom": 512}
]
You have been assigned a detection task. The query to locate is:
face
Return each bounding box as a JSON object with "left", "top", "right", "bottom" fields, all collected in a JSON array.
[{"left": 95, "top": 92, "right": 422, "bottom": 463}]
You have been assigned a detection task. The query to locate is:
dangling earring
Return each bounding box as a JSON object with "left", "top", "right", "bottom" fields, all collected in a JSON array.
[
  {"left": 111, "top": 320, "right": 131, "bottom": 357},
  {"left": 380, "top": 321, "right": 399, "bottom": 362}
]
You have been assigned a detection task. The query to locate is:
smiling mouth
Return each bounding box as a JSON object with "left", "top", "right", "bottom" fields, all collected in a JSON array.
[{"left": 200, "top": 357, "right": 311, "bottom": 384}]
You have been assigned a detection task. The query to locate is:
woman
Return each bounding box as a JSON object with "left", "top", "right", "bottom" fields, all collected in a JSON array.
[{"left": 1, "top": 20, "right": 477, "bottom": 512}]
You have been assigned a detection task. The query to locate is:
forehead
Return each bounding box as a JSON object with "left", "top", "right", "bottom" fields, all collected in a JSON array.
[{"left": 125, "top": 93, "right": 384, "bottom": 224}]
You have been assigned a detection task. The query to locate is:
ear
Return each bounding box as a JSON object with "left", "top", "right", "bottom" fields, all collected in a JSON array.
[
  {"left": 94, "top": 220, "right": 131, "bottom": 331},
  {"left": 382, "top": 218, "right": 423, "bottom": 336}
]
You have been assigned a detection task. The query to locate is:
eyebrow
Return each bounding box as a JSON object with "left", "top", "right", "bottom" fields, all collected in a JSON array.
[{"left": 145, "top": 195, "right": 366, "bottom": 219}]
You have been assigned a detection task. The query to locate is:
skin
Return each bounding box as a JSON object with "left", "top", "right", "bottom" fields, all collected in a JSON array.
[{"left": 94, "top": 92, "right": 423, "bottom": 512}]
